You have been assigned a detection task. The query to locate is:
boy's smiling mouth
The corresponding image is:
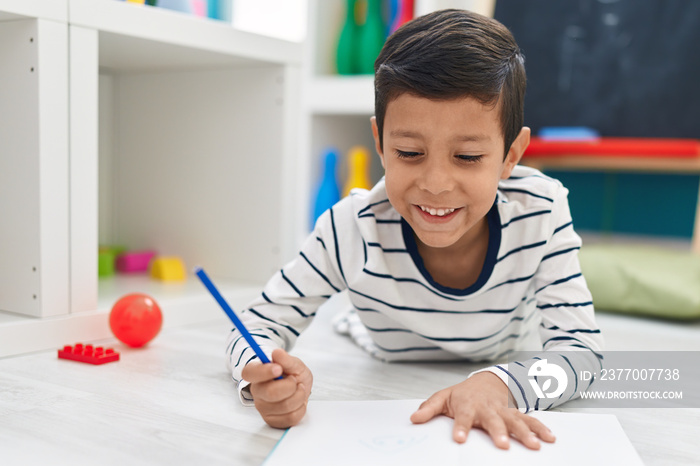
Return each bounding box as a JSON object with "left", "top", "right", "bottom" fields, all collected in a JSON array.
[{"left": 416, "top": 205, "right": 462, "bottom": 219}]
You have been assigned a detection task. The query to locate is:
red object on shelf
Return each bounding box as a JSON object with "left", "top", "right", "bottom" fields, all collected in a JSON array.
[
  {"left": 58, "top": 343, "right": 120, "bottom": 365},
  {"left": 524, "top": 137, "right": 700, "bottom": 158}
]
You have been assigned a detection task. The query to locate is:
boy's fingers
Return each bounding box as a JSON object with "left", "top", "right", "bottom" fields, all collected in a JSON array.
[
  {"left": 241, "top": 359, "right": 284, "bottom": 383},
  {"left": 271, "top": 349, "right": 306, "bottom": 375},
  {"left": 480, "top": 412, "right": 510, "bottom": 450},
  {"left": 410, "top": 392, "right": 448, "bottom": 424},
  {"left": 525, "top": 416, "right": 556, "bottom": 443},
  {"left": 451, "top": 409, "right": 476, "bottom": 444},
  {"left": 256, "top": 382, "right": 308, "bottom": 416},
  {"left": 506, "top": 416, "right": 541, "bottom": 450},
  {"left": 263, "top": 399, "right": 308, "bottom": 429},
  {"left": 250, "top": 375, "right": 298, "bottom": 403}
]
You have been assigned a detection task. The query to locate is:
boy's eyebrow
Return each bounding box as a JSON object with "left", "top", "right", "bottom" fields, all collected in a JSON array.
[
  {"left": 389, "top": 129, "right": 423, "bottom": 139},
  {"left": 454, "top": 134, "right": 492, "bottom": 142},
  {"left": 389, "top": 129, "right": 491, "bottom": 142}
]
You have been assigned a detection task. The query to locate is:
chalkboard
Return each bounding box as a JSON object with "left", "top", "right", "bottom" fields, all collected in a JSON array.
[{"left": 494, "top": 0, "right": 700, "bottom": 138}]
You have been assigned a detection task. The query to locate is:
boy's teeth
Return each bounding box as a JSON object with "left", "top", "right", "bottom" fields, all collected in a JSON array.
[{"left": 419, "top": 206, "right": 455, "bottom": 217}]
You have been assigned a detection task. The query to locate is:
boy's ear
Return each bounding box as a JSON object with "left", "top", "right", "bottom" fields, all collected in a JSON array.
[
  {"left": 501, "top": 126, "right": 531, "bottom": 179},
  {"left": 370, "top": 116, "right": 386, "bottom": 169}
]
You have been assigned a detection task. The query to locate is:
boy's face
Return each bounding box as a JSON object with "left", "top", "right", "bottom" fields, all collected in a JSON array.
[{"left": 371, "top": 94, "right": 530, "bottom": 252}]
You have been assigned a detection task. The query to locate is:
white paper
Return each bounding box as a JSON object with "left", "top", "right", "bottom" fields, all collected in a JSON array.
[{"left": 263, "top": 399, "right": 643, "bottom": 466}]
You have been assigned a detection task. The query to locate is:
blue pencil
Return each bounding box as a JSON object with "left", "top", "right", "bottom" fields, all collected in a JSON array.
[{"left": 195, "top": 267, "right": 272, "bottom": 365}]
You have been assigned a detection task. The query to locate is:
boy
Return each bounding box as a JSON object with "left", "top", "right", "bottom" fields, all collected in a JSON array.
[{"left": 228, "top": 9, "right": 603, "bottom": 450}]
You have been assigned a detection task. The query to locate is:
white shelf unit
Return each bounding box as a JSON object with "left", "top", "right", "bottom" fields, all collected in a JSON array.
[
  {"left": 0, "top": 0, "right": 303, "bottom": 357},
  {"left": 0, "top": 0, "right": 67, "bottom": 22}
]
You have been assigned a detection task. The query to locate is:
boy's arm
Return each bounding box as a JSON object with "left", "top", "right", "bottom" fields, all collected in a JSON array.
[
  {"left": 225, "top": 207, "right": 348, "bottom": 404},
  {"left": 474, "top": 185, "right": 603, "bottom": 412}
]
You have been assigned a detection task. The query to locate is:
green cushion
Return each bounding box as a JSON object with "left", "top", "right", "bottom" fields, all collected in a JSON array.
[{"left": 579, "top": 244, "right": 700, "bottom": 320}]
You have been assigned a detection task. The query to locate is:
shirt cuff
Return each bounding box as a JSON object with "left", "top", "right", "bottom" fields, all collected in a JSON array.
[{"left": 237, "top": 379, "right": 255, "bottom": 407}]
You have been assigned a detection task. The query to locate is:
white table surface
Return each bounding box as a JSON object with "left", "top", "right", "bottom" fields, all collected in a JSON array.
[{"left": 1, "top": 295, "right": 699, "bottom": 466}]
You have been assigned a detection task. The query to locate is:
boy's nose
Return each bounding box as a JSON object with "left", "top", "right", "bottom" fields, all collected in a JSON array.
[{"left": 418, "top": 157, "right": 456, "bottom": 195}]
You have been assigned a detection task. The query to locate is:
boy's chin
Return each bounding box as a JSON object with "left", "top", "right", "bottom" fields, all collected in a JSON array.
[{"left": 413, "top": 232, "right": 463, "bottom": 250}]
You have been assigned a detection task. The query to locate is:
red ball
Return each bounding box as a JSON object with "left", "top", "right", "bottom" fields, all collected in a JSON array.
[{"left": 109, "top": 293, "right": 163, "bottom": 347}]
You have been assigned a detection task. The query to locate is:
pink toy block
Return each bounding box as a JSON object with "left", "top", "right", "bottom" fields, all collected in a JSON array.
[
  {"left": 58, "top": 343, "right": 120, "bottom": 365},
  {"left": 116, "top": 250, "right": 156, "bottom": 273}
]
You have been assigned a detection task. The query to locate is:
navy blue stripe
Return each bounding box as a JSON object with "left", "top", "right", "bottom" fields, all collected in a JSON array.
[
  {"left": 497, "top": 240, "right": 547, "bottom": 262},
  {"left": 250, "top": 326, "right": 282, "bottom": 340},
  {"left": 235, "top": 346, "right": 250, "bottom": 367},
  {"left": 508, "top": 174, "right": 554, "bottom": 182},
  {"left": 535, "top": 273, "right": 582, "bottom": 294},
  {"left": 486, "top": 273, "right": 535, "bottom": 291},
  {"left": 542, "top": 246, "right": 580, "bottom": 262},
  {"left": 586, "top": 375, "right": 596, "bottom": 390},
  {"left": 349, "top": 287, "right": 520, "bottom": 314},
  {"left": 354, "top": 305, "right": 380, "bottom": 314},
  {"left": 261, "top": 292, "right": 314, "bottom": 319},
  {"left": 376, "top": 219, "right": 402, "bottom": 224},
  {"left": 501, "top": 210, "right": 551, "bottom": 228},
  {"left": 561, "top": 354, "right": 578, "bottom": 400},
  {"left": 228, "top": 334, "right": 244, "bottom": 356},
  {"left": 537, "top": 301, "right": 593, "bottom": 310},
  {"left": 496, "top": 365, "right": 530, "bottom": 412},
  {"left": 357, "top": 198, "right": 390, "bottom": 217},
  {"left": 373, "top": 342, "right": 444, "bottom": 353},
  {"left": 247, "top": 308, "right": 300, "bottom": 337},
  {"left": 554, "top": 221, "right": 573, "bottom": 234},
  {"left": 357, "top": 214, "right": 400, "bottom": 222},
  {"left": 281, "top": 270, "right": 304, "bottom": 297},
  {"left": 540, "top": 323, "right": 601, "bottom": 335},
  {"left": 362, "top": 240, "right": 368, "bottom": 266},
  {"left": 299, "top": 251, "right": 341, "bottom": 293},
  {"left": 355, "top": 306, "right": 536, "bottom": 358},
  {"left": 542, "top": 335, "right": 595, "bottom": 350},
  {"left": 367, "top": 242, "right": 409, "bottom": 253},
  {"left": 330, "top": 207, "right": 346, "bottom": 284},
  {"left": 499, "top": 188, "right": 554, "bottom": 203},
  {"left": 244, "top": 354, "right": 258, "bottom": 367},
  {"left": 315, "top": 236, "right": 327, "bottom": 250},
  {"left": 360, "top": 268, "right": 462, "bottom": 301},
  {"left": 230, "top": 332, "right": 274, "bottom": 357},
  {"left": 363, "top": 315, "right": 526, "bottom": 343}
]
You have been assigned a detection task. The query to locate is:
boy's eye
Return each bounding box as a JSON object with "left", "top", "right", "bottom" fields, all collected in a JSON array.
[
  {"left": 456, "top": 154, "right": 483, "bottom": 163},
  {"left": 395, "top": 149, "right": 422, "bottom": 159}
]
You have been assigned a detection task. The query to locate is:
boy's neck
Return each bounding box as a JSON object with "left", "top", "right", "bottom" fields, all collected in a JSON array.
[{"left": 415, "top": 218, "right": 490, "bottom": 290}]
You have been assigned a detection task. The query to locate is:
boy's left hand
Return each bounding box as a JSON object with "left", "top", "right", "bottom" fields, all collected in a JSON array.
[{"left": 410, "top": 371, "right": 556, "bottom": 450}]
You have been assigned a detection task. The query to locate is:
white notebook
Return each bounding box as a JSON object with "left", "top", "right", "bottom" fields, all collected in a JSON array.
[{"left": 264, "top": 399, "right": 643, "bottom": 466}]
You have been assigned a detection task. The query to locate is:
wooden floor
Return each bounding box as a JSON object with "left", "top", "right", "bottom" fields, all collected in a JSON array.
[{"left": 1, "top": 295, "right": 699, "bottom": 466}]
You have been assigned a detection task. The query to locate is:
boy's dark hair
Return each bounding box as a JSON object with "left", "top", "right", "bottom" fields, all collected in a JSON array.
[{"left": 374, "top": 9, "right": 526, "bottom": 158}]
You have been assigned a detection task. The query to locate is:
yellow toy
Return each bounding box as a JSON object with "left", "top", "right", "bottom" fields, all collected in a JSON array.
[
  {"left": 343, "top": 146, "right": 372, "bottom": 197},
  {"left": 150, "top": 256, "right": 186, "bottom": 281}
]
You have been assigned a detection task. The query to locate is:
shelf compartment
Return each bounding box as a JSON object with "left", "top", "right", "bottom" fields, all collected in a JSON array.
[{"left": 69, "top": 0, "right": 303, "bottom": 72}]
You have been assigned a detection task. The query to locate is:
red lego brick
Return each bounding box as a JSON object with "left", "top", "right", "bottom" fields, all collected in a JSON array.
[{"left": 57, "top": 343, "right": 120, "bottom": 365}]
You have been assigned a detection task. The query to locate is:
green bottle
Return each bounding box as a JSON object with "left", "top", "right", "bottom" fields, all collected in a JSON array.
[
  {"left": 336, "top": 0, "right": 358, "bottom": 75},
  {"left": 355, "top": 0, "right": 385, "bottom": 74}
]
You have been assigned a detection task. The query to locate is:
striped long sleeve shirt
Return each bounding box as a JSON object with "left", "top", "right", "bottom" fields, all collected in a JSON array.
[{"left": 226, "top": 165, "right": 603, "bottom": 411}]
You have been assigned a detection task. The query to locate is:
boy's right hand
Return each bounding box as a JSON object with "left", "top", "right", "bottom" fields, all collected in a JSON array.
[{"left": 241, "top": 348, "right": 313, "bottom": 429}]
